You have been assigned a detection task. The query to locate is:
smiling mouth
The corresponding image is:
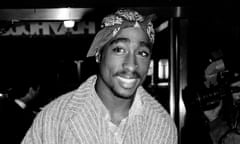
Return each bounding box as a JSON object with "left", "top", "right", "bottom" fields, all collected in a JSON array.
[{"left": 117, "top": 76, "right": 138, "bottom": 89}]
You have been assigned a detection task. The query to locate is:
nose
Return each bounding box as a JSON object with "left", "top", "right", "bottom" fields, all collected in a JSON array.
[{"left": 123, "top": 53, "right": 138, "bottom": 72}]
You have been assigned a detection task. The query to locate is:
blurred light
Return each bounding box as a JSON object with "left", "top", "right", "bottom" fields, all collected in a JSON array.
[
  {"left": 155, "top": 20, "right": 168, "bottom": 32},
  {"left": 158, "top": 59, "right": 169, "bottom": 79},
  {"left": 57, "top": 8, "right": 71, "bottom": 20},
  {"left": 147, "top": 59, "right": 154, "bottom": 76},
  {"left": 158, "top": 82, "right": 169, "bottom": 86},
  {"left": 0, "top": 8, "right": 94, "bottom": 21},
  {"left": 64, "top": 20, "right": 75, "bottom": 28},
  {"left": 56, "top": 8, "right": 92, "bottom": 20}
]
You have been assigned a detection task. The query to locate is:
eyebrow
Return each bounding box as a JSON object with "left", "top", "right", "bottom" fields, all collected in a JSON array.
[
  {"left": 140, "top": 41, "right": 152, "bottom": 50},
  {"left": 110, "top": 37, "right": 152, "bottom": 50},
  {"left": 110, "top": 37, "right": 129, "bottom": 45}
]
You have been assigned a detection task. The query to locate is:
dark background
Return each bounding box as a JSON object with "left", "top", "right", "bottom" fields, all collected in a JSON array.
[{"left": 0, "top": 0, "right": 240, "bottom": 110}]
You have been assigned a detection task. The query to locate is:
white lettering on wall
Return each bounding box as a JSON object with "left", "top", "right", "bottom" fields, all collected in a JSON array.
[{"left": 1, "top": 21, "right": 96, "bottom": 36}]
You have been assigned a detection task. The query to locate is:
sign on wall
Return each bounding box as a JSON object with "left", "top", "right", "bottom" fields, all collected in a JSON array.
[{"left": 0, "top": 21, "right": 96, "bottom": 36}]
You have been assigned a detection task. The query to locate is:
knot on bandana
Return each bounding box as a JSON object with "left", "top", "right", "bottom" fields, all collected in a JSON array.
[
  {"left": 101, "top": 8, "right": 144, "bottom": 27},
  {"left": 101, "top": 8, "right": 155, "bottom": 43}
]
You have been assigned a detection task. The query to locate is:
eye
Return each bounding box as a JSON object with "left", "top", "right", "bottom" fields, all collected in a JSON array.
[
  {"left": 137, "top": 50, "right": 150, "bottom": 58},
  {"left": 112, "top": 47, "right": 126, "bottom": 55}
]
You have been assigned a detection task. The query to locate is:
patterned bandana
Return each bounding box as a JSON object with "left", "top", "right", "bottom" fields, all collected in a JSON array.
[{"left": 86, "top": 8, "right": 156, "bottom": 57}]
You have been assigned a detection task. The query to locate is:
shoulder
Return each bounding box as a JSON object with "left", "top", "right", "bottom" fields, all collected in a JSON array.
[
  {"left": 22, "top": 76, "right": 98, "bottom": 143},
  {"left": 139, "top": 87, "right": 171, "bottom": 119},
  {"left": 142, "top": 95, "right": 175, "bottom": 126},
  {"left": 40, "top": 75, "right": 97, "bottom": 115},
  {"left": 35, "top": 76, "right": 95, "bottom": 124},
  {"left": 35, "top": 90, "right": 77, "bottom": 124},
  {"left": 140, "top": 91, "right": 178, "bottom": 143},
  {"left": 139, "top": 87, "right": 177, "bottom": 136}
]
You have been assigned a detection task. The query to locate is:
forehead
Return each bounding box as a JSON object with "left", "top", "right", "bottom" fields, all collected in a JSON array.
[{"left": 114, "top": 27, "right": 149, "bottom": 43}]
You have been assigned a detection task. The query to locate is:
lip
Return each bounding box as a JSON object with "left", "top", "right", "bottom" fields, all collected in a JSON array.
[{"left": 116, "top": 76, "right": 138, "bottom": 89}]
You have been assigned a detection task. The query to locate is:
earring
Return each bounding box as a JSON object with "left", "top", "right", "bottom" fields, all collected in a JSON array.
[
  {"left": 95, "top": 52, "right": 100, "bottom": 63},
  {"left": 96, "top": 57, "right": 100, "bottom": 63}
]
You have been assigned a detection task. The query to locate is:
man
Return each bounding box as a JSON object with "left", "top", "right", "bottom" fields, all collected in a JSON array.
[
  {"left": 21, "top": 8, "right": 178, "bottom": 144},
  {"left": 181, "top": 51, "right": 240, "bottom": 144},
  {"left": 0, "top": 81, "right": 40, "bottom": 143}
]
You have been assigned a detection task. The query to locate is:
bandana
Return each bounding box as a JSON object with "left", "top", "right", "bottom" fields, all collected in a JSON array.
[{"left": 86, "top": 8, "right": 156, "bottom": 57}]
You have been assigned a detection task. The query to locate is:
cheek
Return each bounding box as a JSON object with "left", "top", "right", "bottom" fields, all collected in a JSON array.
[
  {"left": 101, "top": 55, "right": 121, "bottom": 73},
  {"left": 138, "top": 60, "right": 150, "bottom": 74}
]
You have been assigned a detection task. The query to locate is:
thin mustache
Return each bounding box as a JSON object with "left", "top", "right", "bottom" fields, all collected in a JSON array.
[{"left": 114, "top": 70, "right": 141, "bottom": 79}]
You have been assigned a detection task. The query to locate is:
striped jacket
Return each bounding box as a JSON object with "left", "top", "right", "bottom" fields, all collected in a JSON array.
[{"left": 21, "top": 75, "right": 178, "bottom": 144}]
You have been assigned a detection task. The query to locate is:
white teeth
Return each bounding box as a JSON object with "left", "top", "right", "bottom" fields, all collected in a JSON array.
[
  {"left": 118, "top": 77, "right": 136, "bottom": 83},
  {"left": 117, "top": 76, "right": 138, "bottom": 89}
]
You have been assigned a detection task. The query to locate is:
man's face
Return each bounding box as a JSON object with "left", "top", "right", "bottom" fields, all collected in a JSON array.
[{"left": 97, "top": 27, "right": 152, "bottom": 99}]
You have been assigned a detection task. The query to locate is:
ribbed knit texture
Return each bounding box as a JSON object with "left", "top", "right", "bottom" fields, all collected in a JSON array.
[{"left": 21, "top": 75, "right": 178, "bottom": 144}]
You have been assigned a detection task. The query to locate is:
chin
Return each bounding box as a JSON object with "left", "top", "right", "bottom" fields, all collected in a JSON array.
[{"left": 113, "top": 87, "right": 137, "bottom": 99}]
